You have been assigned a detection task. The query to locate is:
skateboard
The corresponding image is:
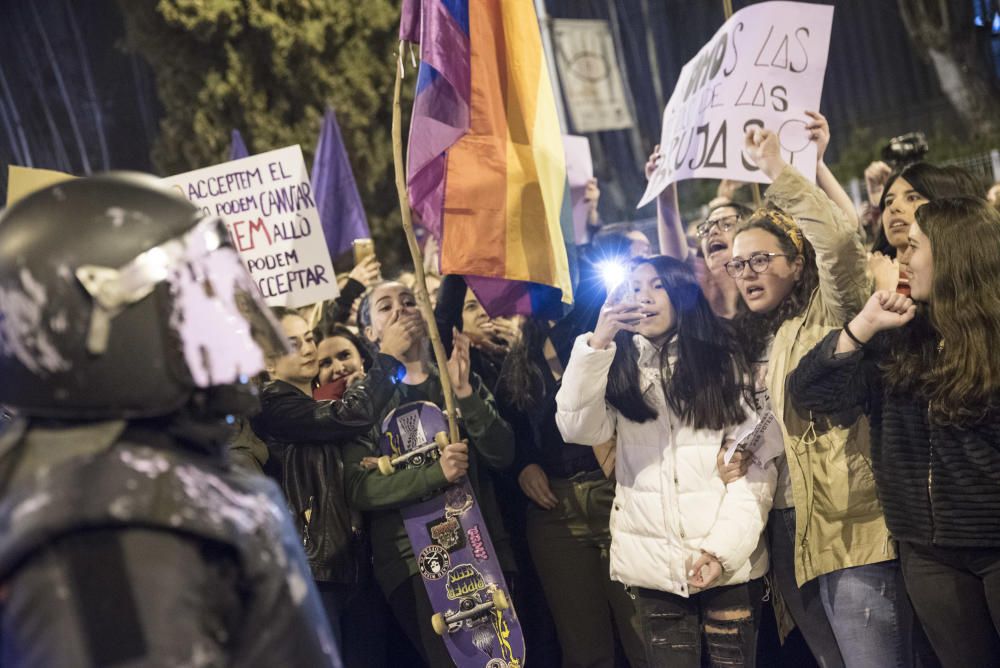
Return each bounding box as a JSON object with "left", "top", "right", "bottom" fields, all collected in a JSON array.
[{"left": 378, "top": 401, "right": 526, "bottom": 668}]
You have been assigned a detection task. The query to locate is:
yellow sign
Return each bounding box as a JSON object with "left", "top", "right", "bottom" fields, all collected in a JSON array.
[{"left": 6, "top": 166, "right": 76, "bottom": 207}]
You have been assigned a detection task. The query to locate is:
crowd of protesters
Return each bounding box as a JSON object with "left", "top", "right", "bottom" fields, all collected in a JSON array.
[
  {"left": 216, "top": 110, "right": 1000, "bottom": 668},
  {"left": 3, "top": 110, "right": 999, "bottom": 668}
]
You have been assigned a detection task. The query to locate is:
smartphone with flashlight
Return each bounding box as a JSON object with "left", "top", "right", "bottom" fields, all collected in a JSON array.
[
  {"left": 606, "top": 279, "right": 635, "bottom": 306},
  {"left": 352, "top": 238, "right": 375, "bottom": 265},
  {"left": 598, "top": 260, "right": 633, "bottom": 305}
]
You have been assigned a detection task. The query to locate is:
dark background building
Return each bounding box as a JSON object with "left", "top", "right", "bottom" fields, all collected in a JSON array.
[{"left": 1, "top": 0, "right": 997, "bottom": 225}]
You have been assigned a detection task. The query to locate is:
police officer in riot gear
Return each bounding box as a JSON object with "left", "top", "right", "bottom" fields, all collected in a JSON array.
[{"left": 0, "top": 174, "right": 341, "bottom": 667}]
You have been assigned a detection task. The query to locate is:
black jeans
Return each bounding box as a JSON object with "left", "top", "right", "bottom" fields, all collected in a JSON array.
[
  {"left": 527, "top": 476, "right": 645, "bottom": 668},
  {"left": 634, "top": 578, "right": 763, "bottom": 668},
  {"left": 317, "top": 580, "right": 395, "bottom": 668},
  {"left": 900, "top": 541, "right": 1000, "bottom": 668},
  {"left": 387, "top": 575, "right": 453, "bottom": 668}
]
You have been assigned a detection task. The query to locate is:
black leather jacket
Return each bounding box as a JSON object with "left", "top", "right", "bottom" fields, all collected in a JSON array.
[{"left": 252, "top": 352, "right": 402, "bottom": 583}]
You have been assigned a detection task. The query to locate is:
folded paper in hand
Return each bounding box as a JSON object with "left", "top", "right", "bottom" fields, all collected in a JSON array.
[{"left": 723, "top": 411, "right": 784, "bottom": 468}]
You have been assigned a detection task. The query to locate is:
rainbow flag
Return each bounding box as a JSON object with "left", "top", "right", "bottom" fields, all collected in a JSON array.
[{"left": 401, "top": 0, "right": 574, "bottom": 317}]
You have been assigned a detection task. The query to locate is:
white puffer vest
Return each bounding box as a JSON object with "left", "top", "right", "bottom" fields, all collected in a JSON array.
[{"left": 556, "top": 334, "right": 776, "bottom": 597}]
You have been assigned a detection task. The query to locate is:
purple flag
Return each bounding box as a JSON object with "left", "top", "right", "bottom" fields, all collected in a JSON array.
[
  {"left": 404, "top": 0, "right": 471, "bottom": 240},
  {"left": 229, "top": 129, "right": 249, "bottom": 161},
  {"left": 399, "top": 0, "right": 420, "bottom": 42},
  {"left": 312, "top": 108, "right": 370, "bottom": 260}
]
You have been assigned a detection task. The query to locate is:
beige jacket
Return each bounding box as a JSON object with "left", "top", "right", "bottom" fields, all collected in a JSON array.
[{"left": 765, "top": 166, "right": 895, "bottom": 591}]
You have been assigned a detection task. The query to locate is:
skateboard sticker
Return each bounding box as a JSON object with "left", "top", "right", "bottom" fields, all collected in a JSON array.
[
  {"left": 472, "top": 628, "right": 505, "bottom": 665},
  {"left": 396, "top": 408, "right": 428, "bottom": 450},
  {"left": 446, "top": 564, "right": 487, "bottom": 600},
  {"left": 491, "top": 609, "right": 519, "bottom": 667},
  {"left": 381, "top": 404, "right": 443, "bottom": 467},
  {"left": 418, "top": 545, "right": 451, "bottom": 581},
  {"left": 444, "top": 486, "right": 474, "bottom": 515},
  {"left": 428, "top": 515, "right": 466, "bottom": 552},
  {"left": 466, "top": 525, "right": 489, "bottom": 562}
]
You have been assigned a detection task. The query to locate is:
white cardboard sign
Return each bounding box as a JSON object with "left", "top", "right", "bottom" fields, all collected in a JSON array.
[
  {"left": 639, "top": 2, "right": 834, "bottom": 207},
  {"left": 164, "top": 145, "right": 339, "bottom": 307}
]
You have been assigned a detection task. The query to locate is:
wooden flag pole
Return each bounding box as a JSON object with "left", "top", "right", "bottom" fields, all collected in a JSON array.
[
  {"left": 722, "top": 0, "right": 762, "bottom": 208},
  {"left": 391, "top": 44, "right": 462, "bottom": 444}
]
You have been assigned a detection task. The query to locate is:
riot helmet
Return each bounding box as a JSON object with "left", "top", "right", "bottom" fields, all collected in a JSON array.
[{"left": 0, "top": 173, "right": 287, "bottom": 419}]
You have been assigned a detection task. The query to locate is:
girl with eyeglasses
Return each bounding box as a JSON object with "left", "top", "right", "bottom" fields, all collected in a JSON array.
[
  {"left": 726, "top": 127, "right": 910, "bottom": 668},
  {"left": 693, "top": 202, "right": 753, "bottom": 319},
  {"left": 646, "top": 111, "right": 857, "bottom": 325},
  {"left": 645, "top": 146, "right": 752, "bottom": 321}
]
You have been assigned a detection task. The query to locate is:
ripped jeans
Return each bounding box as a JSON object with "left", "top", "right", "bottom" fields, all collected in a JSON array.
[{"left": 633, "top": 578, "right": 763, "bottom": 667}]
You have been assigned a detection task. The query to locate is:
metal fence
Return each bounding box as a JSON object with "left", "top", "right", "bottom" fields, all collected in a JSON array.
[
  {"left": 940, "top": 150, "right": 1000, "bottom": 188},
  {"left": 848, "top": 149, "right": 1000, "bottom": 210}
]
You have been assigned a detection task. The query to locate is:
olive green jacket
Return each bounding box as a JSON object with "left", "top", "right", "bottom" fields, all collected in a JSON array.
[
  {"left": 765, "top": 166, "right": 895, "bottom": 593},
  {"left": 342, "top": 369, "right": 515, "bottom": 597}
]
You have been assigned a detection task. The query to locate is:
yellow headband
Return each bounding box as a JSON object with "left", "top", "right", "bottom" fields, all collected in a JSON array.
[{"left": 752, "top": 207, "right": 804, "bottom": 255}]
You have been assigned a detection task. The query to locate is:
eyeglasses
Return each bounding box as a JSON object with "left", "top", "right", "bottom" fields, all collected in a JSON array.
[
  {"left": 724, "top": 252, "right": 797, "bottom": 278},
  {"left": 696, "top": 214, "right": 741, "bottom": 239}
]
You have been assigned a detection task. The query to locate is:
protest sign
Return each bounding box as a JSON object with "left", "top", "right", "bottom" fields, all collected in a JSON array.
[
  {"left": 639, "top": 1, "right": 834, "bottom": 207},
  {"left": 563, "top": 134, "right": 594, "bottom": 244},
  {"left": 164, "top": 145, "right": 339, "bottom": 308},
  {"left": 6, "top": 166, "right": 75, "bottom": 206},
  {"left": 552, "top": 19, "right": 634, "bottom": 133},
  {"left": 724, "top": 410, "right": 784, "bottom": 468}
]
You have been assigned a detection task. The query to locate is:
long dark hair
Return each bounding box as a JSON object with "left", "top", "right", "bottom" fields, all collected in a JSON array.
[
  {"left": 495, "top": 318, "right": 547, "bottom": 413},
  {"left": 873, "top": 162, "right": 982, "bottom": 256},
  {"left": 605, "top": 256, "right": 748, "bottom": 431},
  {"left": 882, "top": 197, "right": 1000, "bottom": 424},
  {"left": 732, "top": 209, "right": 819, "bottom": 362},
  {"left": 316, "top": 324, "right": 375, "bottom": 372}
]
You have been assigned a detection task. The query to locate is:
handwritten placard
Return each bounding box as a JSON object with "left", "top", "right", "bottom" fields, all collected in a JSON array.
[
  {"left": 639, "top": 1, "right": 834, "bottom": 207},
  {"left": 164, "top": 146, "right": 338, "bottom": 307}
]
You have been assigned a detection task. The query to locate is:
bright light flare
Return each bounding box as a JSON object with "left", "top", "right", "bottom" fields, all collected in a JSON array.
[{"left": 597, "top": 260, "right": 628, "bottom": 292}]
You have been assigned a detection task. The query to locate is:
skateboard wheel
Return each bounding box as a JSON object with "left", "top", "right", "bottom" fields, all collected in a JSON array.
[
  {"left": 434, "top": 431, "right": 449, "bottom": 448},
  {"left": 431, "top": 612, "right": 447, "bottom": 636},
  {"left": 377, "top": 456, "right": 394, "bottom": 476},
  {"left": 492, "top": 589, "right": 509, "bottom": 611}
]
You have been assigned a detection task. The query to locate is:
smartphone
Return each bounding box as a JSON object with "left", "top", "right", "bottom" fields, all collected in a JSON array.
[
  {"left": 606, "top": 279, "right": 635, "bottom": 306},
  {"left": 352, "top": 238, "right": 375, "bottom": 265}
]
